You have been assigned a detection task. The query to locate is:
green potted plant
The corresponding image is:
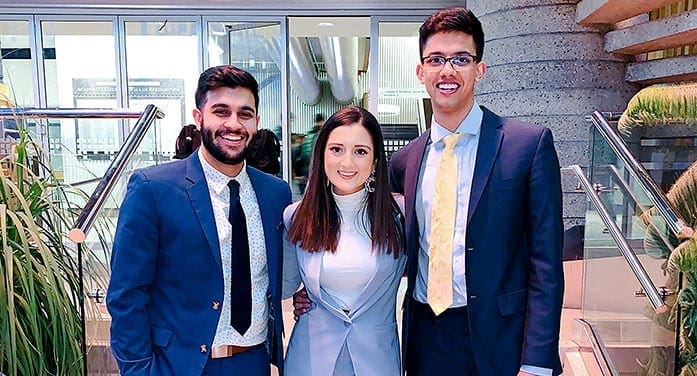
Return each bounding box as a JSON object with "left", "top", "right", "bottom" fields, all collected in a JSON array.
[{"left": 0, "top": 118, "right": 85, "bottom": 375}]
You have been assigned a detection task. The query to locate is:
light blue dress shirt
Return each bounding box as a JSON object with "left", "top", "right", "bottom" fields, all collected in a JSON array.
[{"left": 413, "top": 103, "right": 482, "bottom": 307}]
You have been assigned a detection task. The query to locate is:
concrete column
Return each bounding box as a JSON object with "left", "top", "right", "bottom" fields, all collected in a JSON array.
[{"left": 468, "top": 0, "right": 640, "bottom": 228}]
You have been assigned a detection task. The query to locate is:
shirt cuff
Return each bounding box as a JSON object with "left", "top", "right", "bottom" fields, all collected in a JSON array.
[{"left": 520, "top": 364, "right": 553, "bottom": 376}]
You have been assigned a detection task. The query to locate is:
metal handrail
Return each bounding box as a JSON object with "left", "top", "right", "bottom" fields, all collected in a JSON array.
[
  {"left": 67, "top": 104, "right": 164, "bottom": 242},
  {"left": 0, "top": 108, "right": 146, "bottom": 119},
  {"left": 563, "top": 165, "right": 668, "bottom": 313},
  {"left": 577, "top": 318, "right": 619, "bottom": 376},
  {"left": 590, "top": 111, "right": 693, "bottom": 239}
]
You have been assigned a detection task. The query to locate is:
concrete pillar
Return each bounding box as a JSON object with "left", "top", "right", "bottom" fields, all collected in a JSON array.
[{"left": 468, "top": 0, "right": 640, "bottom": 228}]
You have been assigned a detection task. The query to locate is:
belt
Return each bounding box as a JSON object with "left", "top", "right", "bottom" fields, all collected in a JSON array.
[{"left": 210, "top": 343, "right": 264, "bottom": 359}]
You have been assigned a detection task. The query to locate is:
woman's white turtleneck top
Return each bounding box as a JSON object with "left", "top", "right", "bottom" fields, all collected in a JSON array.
[{"left": 319, "top": 188, "right": 377, "bottom": 311}]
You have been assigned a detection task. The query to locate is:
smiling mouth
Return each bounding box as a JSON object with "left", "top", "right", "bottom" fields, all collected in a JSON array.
[
  {"left": 437, "top": 82, "right": 460, "bottom": 93},
  {"left": 218, "top": 133, "right": 246, "bottom": 143},
  {"left": 337, "top": 171, "right": 357, "bottom": 178}
]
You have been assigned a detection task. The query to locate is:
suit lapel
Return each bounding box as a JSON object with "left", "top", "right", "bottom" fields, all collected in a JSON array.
[
  {"left": 298, "top": 249, "right": 348, "bottom": 320},
  {"left": 468, "top": 107, "right": 504, "bottom": 224},
  {"left": 404, "top": 132, "right": 429, "bottom": 255},
  {"left": 185, "top": 153, "right": 222, "bottom": 273}
]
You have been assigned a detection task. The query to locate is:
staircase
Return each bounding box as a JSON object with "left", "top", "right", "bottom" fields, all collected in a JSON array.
[{"left": 576, "top": 0, "right": 697, "bottom": 84}]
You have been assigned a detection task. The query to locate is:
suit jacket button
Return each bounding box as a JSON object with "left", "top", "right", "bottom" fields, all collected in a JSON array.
[
  {"left": 212, "top": 301, "right": 220, "bottom": 310},
  {"left": 200, "top": 344, "right": 208, "bottom": 353}
]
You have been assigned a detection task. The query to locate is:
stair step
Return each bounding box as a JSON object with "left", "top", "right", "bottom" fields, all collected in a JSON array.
[
  {"left": 627, "top": 54, "right": 697, "bottom": 84},
  {"left": 606, "top": 9, "right": 697, "bottom": 54},
  {"left": 577, "top": 0, "right": 677, "bottom": 25}
]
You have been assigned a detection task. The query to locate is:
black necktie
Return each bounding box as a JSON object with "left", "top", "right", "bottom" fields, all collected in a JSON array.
[{"left": 228, "top": 180, "right": 252, "bottom": 335}]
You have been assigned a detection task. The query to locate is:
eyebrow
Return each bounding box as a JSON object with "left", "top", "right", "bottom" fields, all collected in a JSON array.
[
  {"left": 210, "top": 103, "right": 256, "bottom": 113},
  {"left": 327, "top": 142, "right": 373, "bottom": 149},
  {"left": 424, "top": 50, "right": 473, "bottom": 56}
]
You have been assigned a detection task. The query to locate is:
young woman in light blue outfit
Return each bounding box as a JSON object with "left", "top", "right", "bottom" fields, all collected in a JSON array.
[{"left": 282, "top": 106, "right": 405, "bottom": 376}]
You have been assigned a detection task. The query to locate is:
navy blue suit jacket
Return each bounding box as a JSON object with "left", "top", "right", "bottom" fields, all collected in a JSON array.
[
  {"left": 389, "top": 107, "right": 564, "bottom": 375},
  {"left": 107, "top": 152, "right": 291, "bottom": 375}
]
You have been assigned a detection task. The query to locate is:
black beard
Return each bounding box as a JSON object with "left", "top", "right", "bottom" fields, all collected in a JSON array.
[{"left": 200, "top": 120, "right": 249, "bottom": 165}]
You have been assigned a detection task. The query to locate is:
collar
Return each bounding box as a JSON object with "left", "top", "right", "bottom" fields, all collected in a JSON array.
[
  {"left": 197, "top": 148, "right": 250, "bottom": 195},
  {"left": 430, "top": 102, "right": 483, "bottom": 144}
]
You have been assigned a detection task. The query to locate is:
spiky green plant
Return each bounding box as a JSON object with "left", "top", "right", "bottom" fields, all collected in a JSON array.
[
  {"left": 642, "top": 159, "right": 697, "bottom": 375},
  {"left": 0, "top": 124, "right": 85, "bottom": 375},
  {"left": 618, "top": 83, "right": 697, "bottom": 135}
]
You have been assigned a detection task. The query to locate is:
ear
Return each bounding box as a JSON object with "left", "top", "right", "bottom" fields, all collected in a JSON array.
[
  {"left": 192, "top": 108, "right": 202, "bottom": 127},
  {"left": 416, "top": 64, "right": 426, "bottom": 84},
  {"left": 475, "top": 61, "right": 487, "bottom": 82}
]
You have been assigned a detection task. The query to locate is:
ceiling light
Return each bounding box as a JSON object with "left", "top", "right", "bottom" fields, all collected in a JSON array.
[{"left": 318, "top": 22, "right": 334, "bottom": 27}]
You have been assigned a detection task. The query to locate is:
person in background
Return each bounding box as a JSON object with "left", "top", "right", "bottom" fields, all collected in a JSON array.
[
  {"left": 107, "top": 65, "right": 292, "bottom": 376},
  {"left": 173, "top": 123, "right": 201, "bottom": 159},
  {"left": 282, "top": 106, "right": 406, "bottom": 375},
  {"left": 389, "top": 6, "right": 564, "bottom": 375},
  {"left": 295, "top": 113, "right": 324, "bottom": 193},
  {"left": 246, "top": 128, "right": 282, "bottom": 176}
]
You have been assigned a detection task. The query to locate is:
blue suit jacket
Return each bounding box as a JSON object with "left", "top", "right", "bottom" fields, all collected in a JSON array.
[
  {"left": 281, "top": 201, "right": 407, "bottom": 376},
  {"left": 107, "top": 152, "right": 292, "bottom": 376},
  {"left": 389, "top": 107, "right": 564, "bottom": 375}
]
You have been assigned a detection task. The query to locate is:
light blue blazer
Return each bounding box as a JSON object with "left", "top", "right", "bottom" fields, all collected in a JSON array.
[{"left": 282, "top": 201, "right": 407, "bottom": 376}]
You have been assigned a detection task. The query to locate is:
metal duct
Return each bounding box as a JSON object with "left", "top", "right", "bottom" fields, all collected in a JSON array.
[
  {"left": 319, "top": 36, "right": 358, "bottom": 104},
  {"left": 288, "top": 37, "right": 322, "bottom": 105},
  {"left": 264, "top": 36, "right": 322, "bottom": 105}
]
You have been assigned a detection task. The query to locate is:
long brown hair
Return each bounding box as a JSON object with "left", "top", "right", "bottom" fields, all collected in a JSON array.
[{"left": 288, "top": 106, "right": 402, "bottom": 257}]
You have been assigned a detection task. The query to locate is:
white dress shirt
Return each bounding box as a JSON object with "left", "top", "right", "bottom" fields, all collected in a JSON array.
[{"left": 198, "top": 149, "right": 269, "bottom": 346}]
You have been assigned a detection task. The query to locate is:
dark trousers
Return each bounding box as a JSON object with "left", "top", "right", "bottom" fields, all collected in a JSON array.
[
  {"left": 406, "top": 299, "right": 478, "bottom": 376},
  {"left": 201, "top": 345, "right": 270, "bottom": 376}
]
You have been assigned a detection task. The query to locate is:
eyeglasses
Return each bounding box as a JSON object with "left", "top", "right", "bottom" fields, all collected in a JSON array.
[{"left": 420, "top": 53, "right": 478, "bottom": 71}]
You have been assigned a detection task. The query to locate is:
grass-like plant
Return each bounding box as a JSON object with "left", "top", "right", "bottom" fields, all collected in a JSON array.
[
  {"left": 0, "top": 123, "right": 85, "bottom": 375},
  {"left": 618, "top": 82, "right": 697, "bottom": 135}
]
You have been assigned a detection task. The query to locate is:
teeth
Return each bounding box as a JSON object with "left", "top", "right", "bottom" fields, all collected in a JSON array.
[
  {"left": 438, "top": 83, "right": 458, "bottom": 90},
  {"left": 221, "top": 134, "right": 243, "bottom": 141},
  {"left": 338, "top": 171, "right": 356, "bottom": 177}
]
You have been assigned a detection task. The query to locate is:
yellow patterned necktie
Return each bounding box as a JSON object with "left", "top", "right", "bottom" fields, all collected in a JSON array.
[{"left": 427, "top": 132, "right": 461, "bottom": 316}]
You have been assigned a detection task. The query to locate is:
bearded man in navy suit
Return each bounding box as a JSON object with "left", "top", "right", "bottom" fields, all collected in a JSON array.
[
  {"left": 107, "top": 65, "right": 291, "bottom": 375},
  {"left": 389, "top": 7, "right": 564, "bottom": 376}
]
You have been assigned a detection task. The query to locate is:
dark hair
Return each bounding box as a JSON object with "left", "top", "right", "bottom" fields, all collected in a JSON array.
[
  {"left": 246, "top": 129, "right": 281, "bottom": 175},
  {"left": 195, "top": 65, "right": 259, "bottom": 110},
  {"left": 419, "top": 6, "right": 485, "bottom": 62},
  {"left": 314, "top": 113, "right": 325, "bottom": 123},
  {"left": 173, "top": 124, "right": 201, "bottom": 159},
  {"left": 288, "top": 106, "right": 402, "bottom": 257}
]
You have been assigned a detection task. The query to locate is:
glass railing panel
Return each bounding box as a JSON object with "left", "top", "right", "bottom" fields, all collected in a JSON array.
[
  {"left": 77, "top": 115, "right": 163, "bottom": 375},
  {"left": 588, "top": 124, "right": 677, "bottom": 292},
  {"left": 580, "top": 181, "right": 677, "bottom": 375}
]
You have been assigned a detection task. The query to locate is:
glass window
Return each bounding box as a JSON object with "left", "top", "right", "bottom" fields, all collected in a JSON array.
[
  {"left": 125, "top": 19, "right": 199, "bottom": 162},
  {"left": 377, "top": 22, "right": 426, "bottom": 160},
  {"left": 0, "top": 20, "right": 32, "bottom": 148},
  {"left": 41, "top": 21, "right": 118, "bottom": 184},
  {"left": 208, "top": 20, "right": 284, "bottom": 171},
  {"left": 287, "top": 17, "right": 369, "bottom": 198},
  {"left": 0, "top": 20, "right": 33, "bottom": 108}
]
